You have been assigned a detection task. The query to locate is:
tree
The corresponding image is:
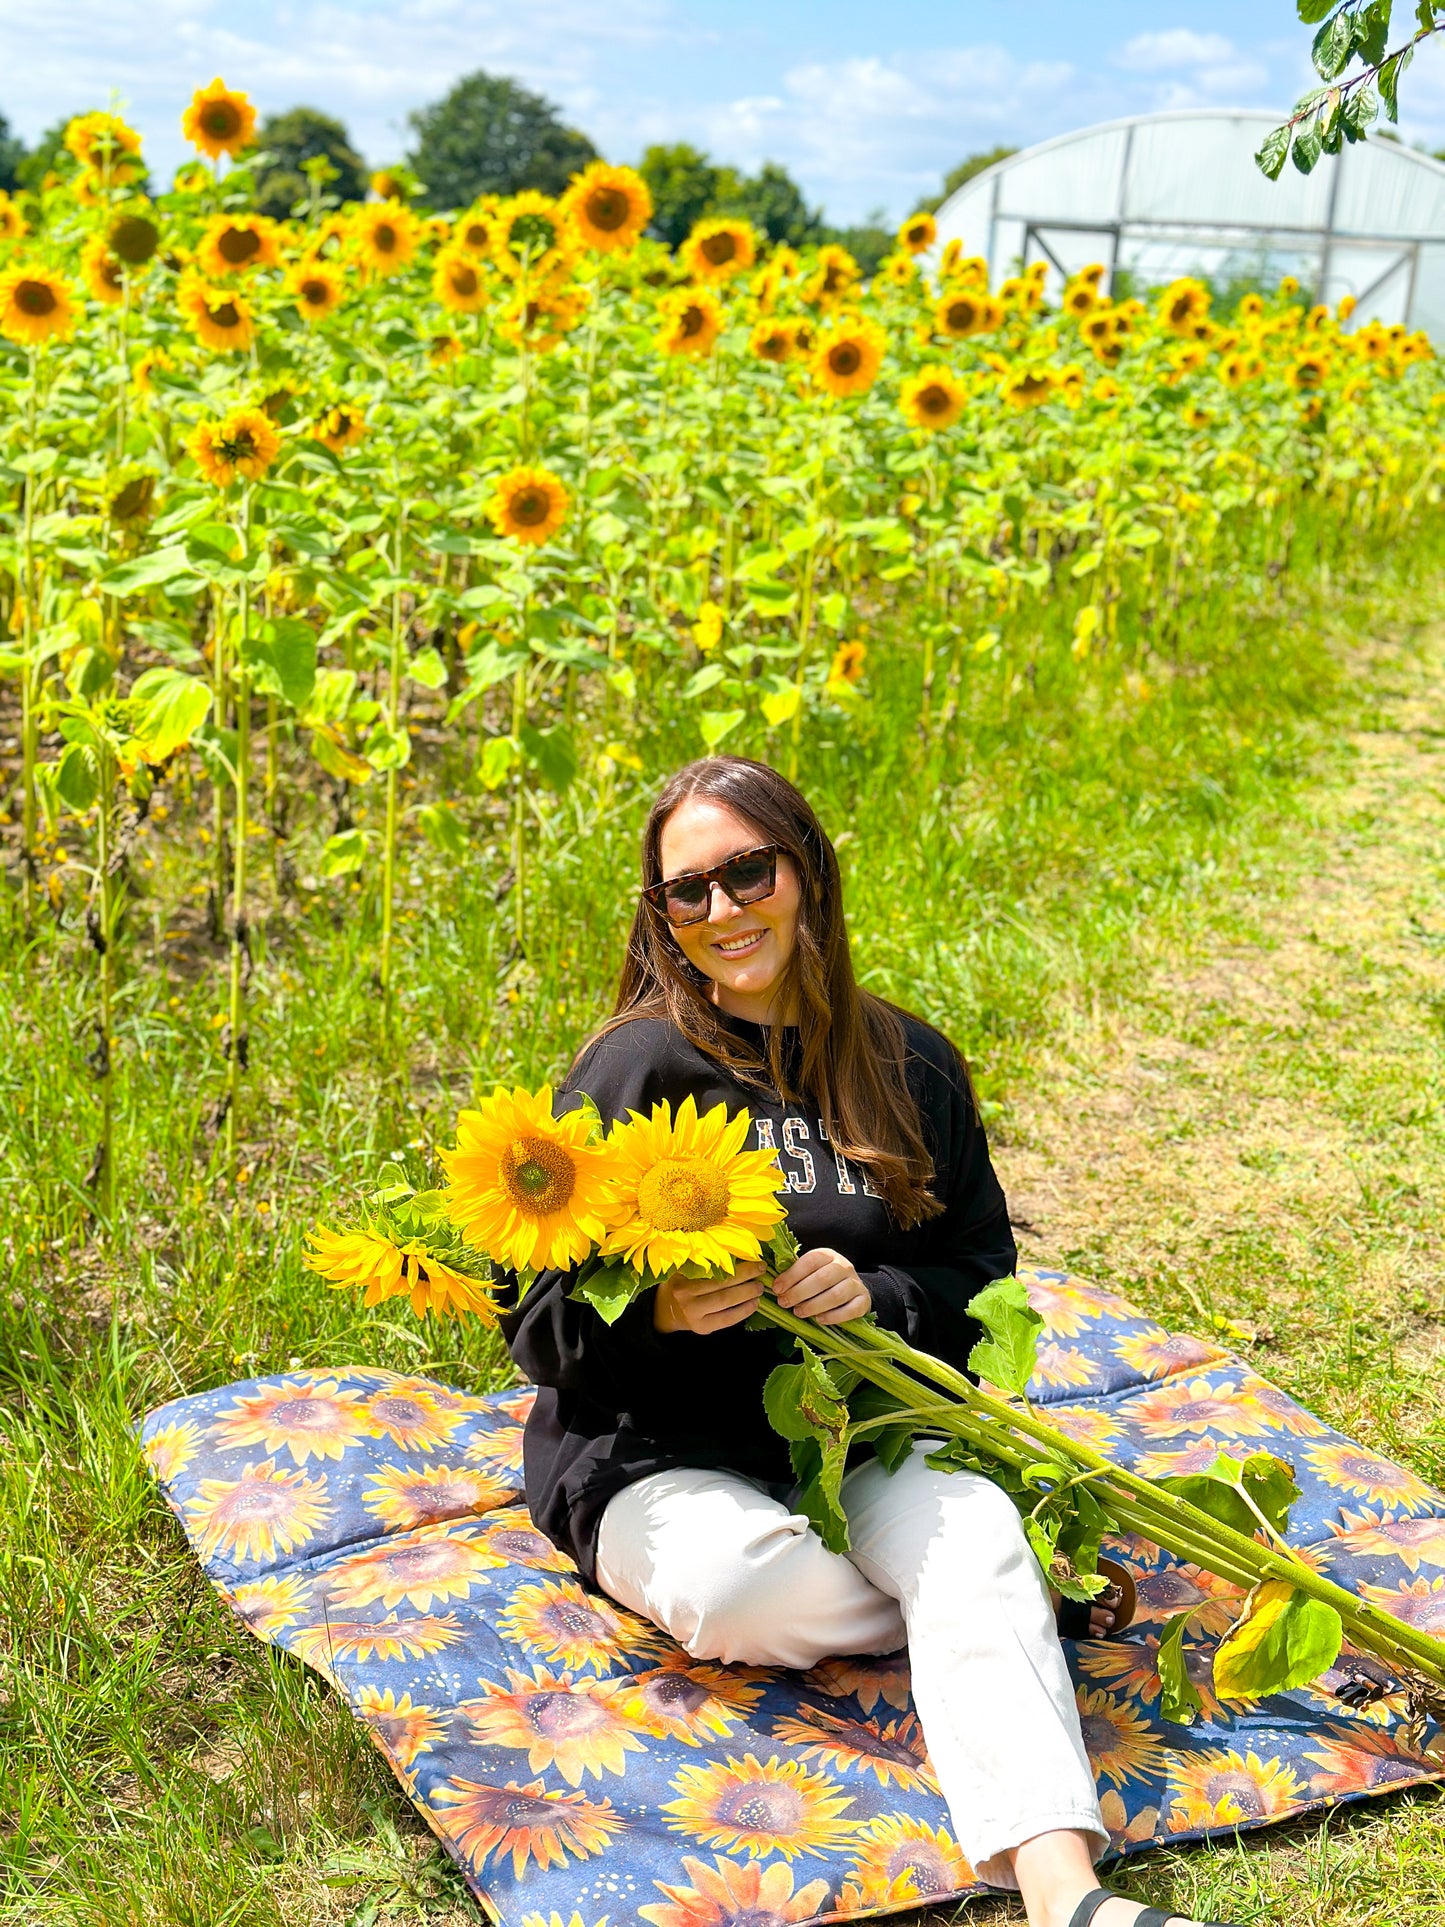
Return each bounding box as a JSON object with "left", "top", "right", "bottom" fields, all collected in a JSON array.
[
  {"left": 0, "top": 109, "right": 25, "bottom": 193},
  {"left": 16, "top": 117, "right": 67, "bottom": 194},
  {"left": 253, "top": 106, "right": 367, "bottom": 217},
  {"left": 406, "top": 71, "right": 596, "bottom": 210},
  {"left": 1258, "top": 1, "right": 1445, "bottom": 179},
  {"left": 820, "top": 212, "right": 892, "bottom": 277},
  {"left": 639, "top": 143, "right": 721, "bottom": 248},
  {"left": 914, "top": 145, "right": 1016, "bottom": 214},
  {"left": 713, "top": 161, "right": 824, "bottom": 247}
]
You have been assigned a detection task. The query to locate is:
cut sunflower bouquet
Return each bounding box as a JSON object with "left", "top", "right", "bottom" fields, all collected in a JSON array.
[{"left": 306, "top": 1085, "right": 1445, "bottom": 1740}]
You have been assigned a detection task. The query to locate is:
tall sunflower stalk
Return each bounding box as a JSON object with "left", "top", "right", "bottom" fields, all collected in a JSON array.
[
  {"left": 378, "top": 496, "right": 408, "bottom": 1006},
  {"left": 307, "top": 1086, "right": 1445, "bottom": 1743},
  {"left": 224, "top": 485, "right": 254, "bottom": 1174}
]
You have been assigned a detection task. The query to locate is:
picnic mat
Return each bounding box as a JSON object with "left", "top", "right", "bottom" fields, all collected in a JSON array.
[{"left": 139, "top": 1266, "right": 1445, "bottom": 1924}]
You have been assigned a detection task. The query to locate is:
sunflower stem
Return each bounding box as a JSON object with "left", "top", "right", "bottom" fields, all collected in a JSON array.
[
  {"left": 379, "top": 497, "right": 408, "bottom": 1012},
  {"left": 225, "top": 485, "right": 253, "bottom": 1180},
  {"left": 19, "top": 346, "right": 40, "bottom": 930}
]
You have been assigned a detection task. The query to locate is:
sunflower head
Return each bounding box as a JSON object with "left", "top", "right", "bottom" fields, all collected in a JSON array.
[
  {"left": 896, "top": 211, "right": 937, "bottom": 256},
  {"left": 433, "top": 246, "right": 489, "bottom": 314},
  {"left": 563, "top": 161, "right": 653, "bottom": 254},
  {"left": 1160, "top": 277, "right": 1211, "bottom": 337},
  {"left": 0, "top": 266, "right": 76, "bottom": 346},
  {"left": 352, "top": 200, "right": 421, "bottom": 275},
  {"left": 489, "top": 191, "right": 576, "bottom": 281},
  {"left": 182, "top": 79, "right": 256, "bottom": 161},
  {"left": 940, "top": 245, "right": 988, "bottom": 287},
  {"left": 829, "top": 639, "right": 867, "bottom": 686},
  {"left": 64, "top": 112, "right": 144, "bottom": 184},
  {"left": 289, "top": 258, "right": 345, "bottom": 322},
  {"left": 487, "top": 465, "right": 569, "bottom": 546},
  {"left": 900, "top": 364, "right": 966, "bottom": 431},
  {"left": 315, "top": 405, "right": 366, "bottom": 453},
  {"left": 428, "top": 331, "right": 464, "bottom": 365},
  {"left": 197, "top": 213, "right": 280, "bottom": 278},
  {"left": 496, "top": 284, "right": 589, "bottom": 353},
  {"left": 749, "top": 317, "right": 794, "bottom": 363},
  {"left": 108, "top": 209, "right": 160, "bottom": 266},
  {"left": 935, "top": 290, "right": 999, "bottom": 339},
  {"left": 0, "top": 192, "right": 29, "bottom": 243},
  {"left": 178, "top": 277, "right": 254, "bottom": 353},
  {"left": 656, "top": 286, "right": 724, "bottom": 358},
  {"left": 189, "top": 406, "right": 283, "bottom": 488},
  {"left": 811, "top": 318, "right": 886, "bottom": 399},
  {"left": 81, "top": 235, "right": 126, "bottom": 305},
  {"left": 1063, "top": 281, "right": 1096, "bottom": 318},
  {"left": 439, "top": 1084, "right": 615, "bottom": 1275},
  {"left": 597, "top": 1095, "right": 788, "bottom": 1281},
  {"left": 1001, "top": 365, "right": 1056, "bottom": 410},
  {"left": 680, "top": 217, "right": 757, "bottom": 284}
]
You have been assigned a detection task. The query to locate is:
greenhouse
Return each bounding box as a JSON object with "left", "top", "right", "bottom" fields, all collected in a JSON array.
[{"left": 934, "top": 107, "right": 1445, "bottom": 335}]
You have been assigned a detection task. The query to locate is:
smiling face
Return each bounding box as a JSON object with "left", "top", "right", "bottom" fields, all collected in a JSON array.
[{"left": 656, "top": 797, "right": 801, "bottom": 1023}]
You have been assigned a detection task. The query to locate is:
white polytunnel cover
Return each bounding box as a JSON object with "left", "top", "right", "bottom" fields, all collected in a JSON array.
[{"left": 932, "top": 109, "right": 1445, "bottom": 337}]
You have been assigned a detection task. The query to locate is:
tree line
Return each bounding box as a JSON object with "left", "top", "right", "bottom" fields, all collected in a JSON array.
[{"left": 0, "top": 71, "right": 1014, "bottom": 266}]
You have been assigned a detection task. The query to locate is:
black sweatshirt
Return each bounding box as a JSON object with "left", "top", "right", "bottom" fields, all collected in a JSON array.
[{"left": 499, "top": 1008, "right": 1018, "bottom": 1581}]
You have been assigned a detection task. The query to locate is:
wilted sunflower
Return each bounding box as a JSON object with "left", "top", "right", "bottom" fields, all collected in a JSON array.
[
  {"left": 189, "top": 406, "right": 282, "bottom": 488},
  {"left": 811, "top": 318, "right": 886, "bottom": 399},
  {"left": 899, "top": 364, "right": 967, "bottom": 430},
  {"left": 0, "top": 266, "right": 76, "bottom": 345},
  {"left": 489, "top": 191, "right": 575, "bottom": 281},
  {"left": 563, "top": 161, "right": 652, "bottom": 253},
  {"left": 1001, "top": 365, "right": 1056, "bottom": 409},
  {"left": 896, "top": 211, "right": 936, "bottom": 256},
  {"left": 749, "top": 317, "right": 794, "bottom": 363},
  {"left": 680, "top": 217, "right": 757, "bottom": 283},
  {"left": 656, "top": 286, "right": 724, "bottom": 358},
  {"left": 934, "top": 289, "right": 1000, "bottom": 339},
  {"left": 288, "top": 258, "right": 345, "bottom": 323},
  {"left": 197, "top": 212, "right": 280, "bottom": 277},
  {"left": 0, "top": 192, "right": 28, "bottom": 243},
  {"left": 64, "top": 111, "right": 144, "bottom": 185},
  {"left": 351, "top": 200, "right": 421, "bottom": 276},
  {"left": 485, "top": 465, "right": 569, "bottom": 546},
  {"left": 81, "top": 235, "right": 126, "bottom": 305},
  {"left": 178, "top": 278, "right": 253, "bottom": 353},
  {"left": 108, "top": 209, "right": 160, "bottom": 266},
  {"left": 1159, "top": 277, "right": 1210, "bottom": 337},
  {"left": 433, "top": 246, "right": 489, "bottom": 314},
  {"left": 107, "top": 467, "right": 158, "bottom": 525},
  {"left": 439, "top": 1084, "right": 613, "bottom": 1274},
  {"left": 597, "top": 1094, "right": 788, "bottom": 1280},
  {"left": 315, "top": 405, "right": 367, "bottom": 452},
  {"left": 305, "top": 1225, "right": 497, "bottom": 1321},
  {"left": 802, "top": 243, "right": 860, "bottom": 308},
  {"left": 182, "top": 79, "right": 256, "bottom": 161}
]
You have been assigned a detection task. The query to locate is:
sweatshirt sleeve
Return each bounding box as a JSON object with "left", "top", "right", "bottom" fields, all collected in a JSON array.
[
  {"left": 856, "top": 1025, "right": 1017, "bottom": 1373},
  {"left": 498, "top": 1022, "right": 677, "bottom": 1399}
]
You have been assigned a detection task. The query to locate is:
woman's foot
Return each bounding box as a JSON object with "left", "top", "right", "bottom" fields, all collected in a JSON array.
[
  {"left": 1044, "top": 1896, "right": 1204, "bottom": 1927},
  {"left": 1049, "top": 1581, "right": 1124, "bottom": 1638}
]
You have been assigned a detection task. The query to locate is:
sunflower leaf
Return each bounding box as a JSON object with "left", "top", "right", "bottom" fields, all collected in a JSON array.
[
  {"left": 1157, "top": 1609, "right": 1203, "bottom": 1724},
  {"left": 569, "top": 1262, "right": 648, "bottom": 1326},
  {"left": 965, "top": 1274, "right": 1042, "bottom": 1395},
  {"left": 1213, "top": 1580, "right": 1343, "bottom": 1700}
]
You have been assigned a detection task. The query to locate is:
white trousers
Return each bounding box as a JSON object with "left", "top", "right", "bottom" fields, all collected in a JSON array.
[{"left": 595, "top": 1442, "right": 1108, "bottom": 1891}]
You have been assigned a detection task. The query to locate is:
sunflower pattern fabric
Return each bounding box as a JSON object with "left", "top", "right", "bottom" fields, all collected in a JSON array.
[{"left": 139, "top": 1267, "right": 1445, "bottom": 1925}]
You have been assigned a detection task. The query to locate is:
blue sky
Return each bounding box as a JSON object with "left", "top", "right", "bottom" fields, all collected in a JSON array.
[{"left": 3, "top": 0, "right": 1445, "bottom": 221}]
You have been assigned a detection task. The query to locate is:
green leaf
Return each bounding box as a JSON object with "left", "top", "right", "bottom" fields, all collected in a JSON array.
[
  {"left": 683, "top": 664, "right": 729, "bottom": 701},
  {"left": 320, "top": 829, "right": 368, "bottom": 878},
  {"left": 569, "top": 1264, "right": 649, "bottom": 1325},
  {"left": 480, "top": 733, "right": 519, "bottom": 790},
  {"left": 1157, "top": 1611, "right": 1204, "bottom": 1724},
  {"left": 519, "top": 722, "right": 578, "bottom": 793},
  {"left": 55, "top": 741, "right": 99, "bottom": 811},
  {"left": 416, "top": 801, "right": 469, "bottom": 857},
  {"left": 763, "top": 1363, "right": 816, "bottom": 1442},
  {"left": 1213, "top": 1580, "right": 1343, "bottom": 1700},
  {"left": 761, "top": 682, "right": 802, "bottom": 728},
  {"left": 1343, "top": 85, "right": 1380, "bottom": 136},
  {"left": 309, "top": 727, "right": 373, "bottom": 786},
  {"left": 1358, "top": 0, "right": 1393, "bottom": 65},
  {"left": 407, "top": 645, "right": 448, "bottom": 690},
  {"left": 99, "top": 547, "right": 202, "bottom": 595},
  {"left": 1255, "top": 123, "right": 1293, "bottom": 179},
  {"left": 127, "top": 668, "right": 212, "bottom": 763},
  {"left": 246, "top": 617, "right": 317, "bottom": 709},
  {"left": 1312, "top": 8, "right": 1358, "bottom": 78},
  {"left": 789, "top": 1434, "right": 851, "bottom": 1552},
  {"left": 698, "top": 708, "right": 746, "bottom": 751},
  {"left": 1379, "top": 43, "right": 1413, "bottom": 120},
  {"left": 966, "top": 1275, "right": 1043, "bottom": 1396},
  {"left": 766, "top": 1221, "right": 800, "bottom": 1274},
  {"left": 1158, "top": 1450, "right": 1301, "bottom": 1541},
  {"left": 1297, "top": 0, "right": 1342, "bottom": 20},
  {"left": 363, "top": 720, "right": 412, "bottom": 773},
  {"left": 1291, "top": 122, "right": 1324, "bottom": 173}
]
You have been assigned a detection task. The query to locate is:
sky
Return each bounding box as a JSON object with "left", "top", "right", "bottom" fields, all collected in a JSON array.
[{"left": 3, "top": 0, "right": 1445, "bottom": 223}]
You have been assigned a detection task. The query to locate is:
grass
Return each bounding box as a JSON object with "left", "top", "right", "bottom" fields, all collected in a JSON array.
[{"left": 2, "top": 532, "right": 1443, "bottom": 1925}]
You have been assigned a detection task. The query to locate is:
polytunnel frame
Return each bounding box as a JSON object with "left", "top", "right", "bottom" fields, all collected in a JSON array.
[{"left": 943, "top": 109, "right": 1445, "bottom": 325}]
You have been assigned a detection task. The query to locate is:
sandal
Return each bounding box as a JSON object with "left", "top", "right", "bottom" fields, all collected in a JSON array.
[
  {"left": 1068, "top": 1889, "right": 1238, "bottom": 1926},
  {"left": 1055, "top": 1557, "right": 1137, "bottom": 1641}
]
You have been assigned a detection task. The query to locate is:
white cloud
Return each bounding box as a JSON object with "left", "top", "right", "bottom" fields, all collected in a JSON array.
[{"left": 1115, "top": 30, "right": 1238, "bottom": 72}]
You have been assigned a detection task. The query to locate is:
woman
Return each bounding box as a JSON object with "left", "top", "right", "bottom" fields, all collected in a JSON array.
[{"left": 503, "top": 757, "right": 1233, "bottom": 1927}]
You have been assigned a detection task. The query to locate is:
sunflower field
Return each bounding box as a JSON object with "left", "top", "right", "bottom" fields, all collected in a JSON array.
[{"left": 4, "top": 78, "right": 1445, "bottom": 1923}]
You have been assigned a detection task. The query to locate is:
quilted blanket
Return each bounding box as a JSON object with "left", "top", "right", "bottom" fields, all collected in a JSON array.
[{"left": 139, "top": 1267, "right": 1445, "bottom": 1924}]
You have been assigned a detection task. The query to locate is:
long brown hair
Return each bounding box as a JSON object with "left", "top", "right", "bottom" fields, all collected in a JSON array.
[{"left": 581, "top": 756, "right": 965, "bottom": 1230}]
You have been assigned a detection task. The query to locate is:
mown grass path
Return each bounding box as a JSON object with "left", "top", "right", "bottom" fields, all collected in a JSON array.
[{"left": 972, "top": 623, "right": 1445, "bottom": 1927}]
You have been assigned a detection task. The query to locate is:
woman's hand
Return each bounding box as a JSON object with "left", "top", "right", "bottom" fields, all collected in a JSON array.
[
  {"left": 654, "top": 1260, "right": 766, "bottom": 1335},
  {"left": 771, "top": 1248, "right": 872, "bottom": 1326}
]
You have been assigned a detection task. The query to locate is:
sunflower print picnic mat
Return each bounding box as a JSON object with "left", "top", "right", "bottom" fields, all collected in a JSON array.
[{"left": 140, "top": 1267, "right": 1445, "bottom": 1925}]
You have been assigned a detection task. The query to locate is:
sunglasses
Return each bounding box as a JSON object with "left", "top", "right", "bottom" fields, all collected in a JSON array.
[{"left": 643, "top": 844, "right": 781, "bottom": 927}]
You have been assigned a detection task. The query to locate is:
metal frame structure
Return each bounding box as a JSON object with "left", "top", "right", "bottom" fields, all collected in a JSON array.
[{"left": 936, "top": 109, "right": 1445, "bottom": 333}]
